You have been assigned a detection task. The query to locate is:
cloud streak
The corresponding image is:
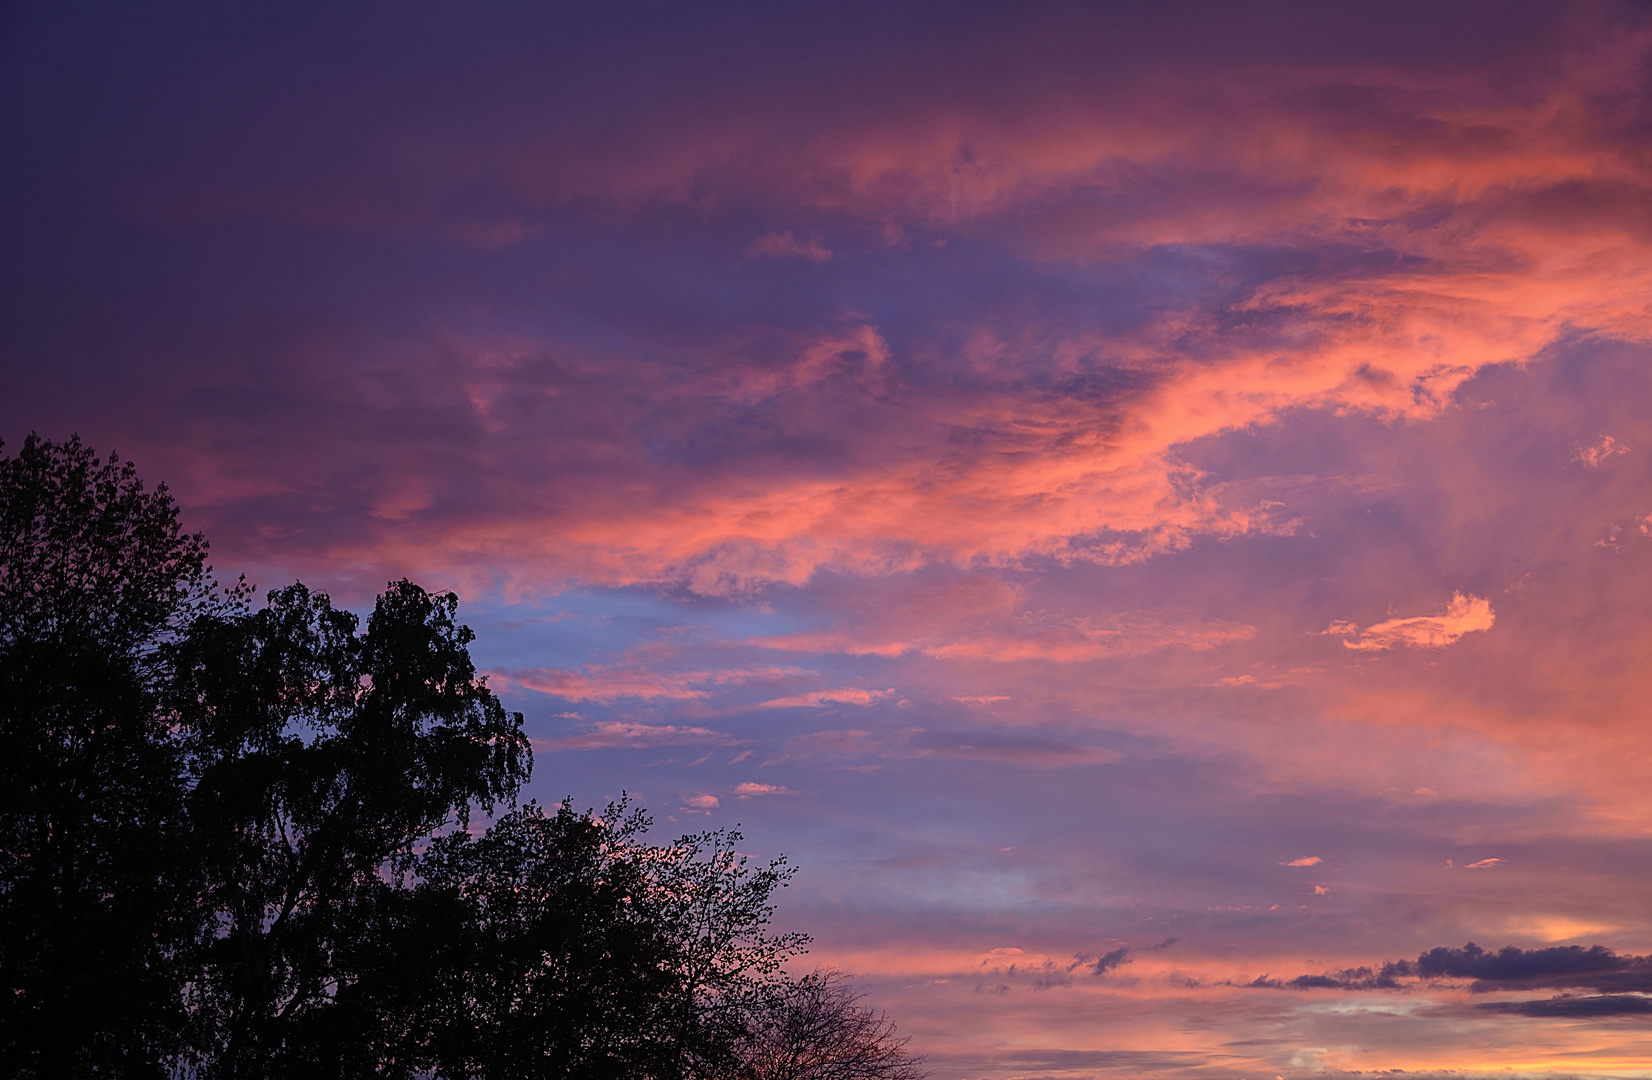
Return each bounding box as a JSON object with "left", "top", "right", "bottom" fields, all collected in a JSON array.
[
  {"left": 752, "top": 688, "right": 894, "bottom": 709},
  {"left": 531, "top": 721, "right": 736, "bottom": 752},
  {"left": 497, "top": 663, "right": 809, "bottom": 702}
]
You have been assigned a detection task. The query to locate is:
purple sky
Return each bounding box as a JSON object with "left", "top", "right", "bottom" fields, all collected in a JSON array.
[{"left": 7, "top": 3, "right": 1652, "bottom": 1075}]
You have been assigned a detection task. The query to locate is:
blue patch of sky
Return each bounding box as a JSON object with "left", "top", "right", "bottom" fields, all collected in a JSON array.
[{"left": 460, "top": 585, "right": 811, "bottom": 672}]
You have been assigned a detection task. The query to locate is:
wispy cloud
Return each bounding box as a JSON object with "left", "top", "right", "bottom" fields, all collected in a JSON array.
[
  {"left": 496, "top": 663, "right": 808, "bottom": 702},
  {"left": 775, "top": 727, "right": 1120, "bottom": 768},
  {"left": 733, "top": 781, "right": 798, "bottom": 797},
  {"left": 752, "top": 688, "right": 894, "bottom": 709},
  {"left": 757, "top": 579, "right": 1255, "bottom": 662},
  {"left": 1573, "top": 435, "right": 1629, "bottom": 467},
  {"left": 745, "top": 231, "right": 832, "bottom": 262},
  {"left": 531, "top": 721, "right": 735, "bottom": 752}
]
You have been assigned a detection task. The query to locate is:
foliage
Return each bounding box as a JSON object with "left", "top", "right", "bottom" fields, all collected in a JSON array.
[
  {"left": 317, "top": 799, "right": 808, "bottom": 1079},
  {"left": 0, "top": 435, "right": 220, "bottom": 1077},
  {"left": 168, "top": 580, "right": 533, "bottom": 1078},
  {"left": 0, "top": 435, "right": 919, "bottom": 1080}
]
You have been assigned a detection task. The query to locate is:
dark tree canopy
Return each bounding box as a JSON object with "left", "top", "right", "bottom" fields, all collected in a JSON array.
[
  {"left": 0, "top": 433, "right": 213, "bottom": 649},
  {"left": 171, "top": 580, "right": 534, "bottom": 1078},
  {"left": 0, "top": 435, "right": 218, "bottom": 1077},
  {"left": 0, "top": 435, "right": 921, "bottom": 1080},
  {"left": 331, "top": 800, "right": 811, "bottom": 1079}
]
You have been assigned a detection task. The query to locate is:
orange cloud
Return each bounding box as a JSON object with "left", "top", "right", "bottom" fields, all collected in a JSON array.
[
  {"left": 1327, "top": 593, "right": 1495, "bottom": 651},
  {"left": 1574, "top": 435, "right": 1629, "bottom": 467},
  {"left": 307, "top": 80, "right": 1652, "bottom": 598},
  {"left": 296, "top": 49, "right": 1652, "bottom": 596},
  {"left": 120, "top": 6, "right": 1652, "bottom": 609}
]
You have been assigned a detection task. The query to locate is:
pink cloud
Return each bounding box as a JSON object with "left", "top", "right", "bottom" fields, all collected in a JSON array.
[
  {"left": 87, "top": 6, "right": 1652, "bottom": 613},
  {"left": 1212, "top": 675, "right": 1286, "bottom": 689},
  {"left": 732, "top": 782, "right": 797, "bottom": 797},
  {"left": 190, "top": 69, "right": 1652, "bottom": 598},
  {"left": 1326, "top": 593, "right": 1495, "bottom": 652},
  {"left": 496, "top": 663, "right": 809, "bottom": 702},
  {"left": 1573, "top": 435, "right": 1629, "bottom": 467},
  {"left": 753, "top": 688, "right": 894, "bottom": 709}
]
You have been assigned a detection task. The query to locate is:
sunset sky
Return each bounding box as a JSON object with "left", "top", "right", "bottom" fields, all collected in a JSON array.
[{"left": 7, "top": 2, "right": 1652, "bottom": 1075}]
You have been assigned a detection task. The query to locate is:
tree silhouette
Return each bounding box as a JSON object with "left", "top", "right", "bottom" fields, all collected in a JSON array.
[
  {"left": 317, "top": 799, "right": 808, "bottom": 1079},
  {"left": 0, "top": 435, "right": 219, "bottom": 1077},
  {"left": 738, "top": 970, "right": 925, "bottom": 1080},
  {"left": 169, "top": 580, "right": 533, "bottom": 1078},
  {"left": 0, "top": 435, "right": 921, "bottom": 1080}
]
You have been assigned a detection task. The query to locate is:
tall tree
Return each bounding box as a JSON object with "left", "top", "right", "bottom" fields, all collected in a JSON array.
[
  {"left": 169, "top": 580, "right": 532, "bottom": 1078},
  {"left": 0, "top": 435, "right": 220, "bottom": 1078}
]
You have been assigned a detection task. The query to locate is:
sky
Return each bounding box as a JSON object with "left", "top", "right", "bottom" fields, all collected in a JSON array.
[{"left": 6, "top": 2, "right": 1652, "bottom": 1075}]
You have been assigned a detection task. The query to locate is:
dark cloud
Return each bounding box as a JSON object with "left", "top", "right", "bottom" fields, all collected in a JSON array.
[
  {"left": 1255, "top": 942, "right": 1652, "bottom": 997},
  {"left": 1084, "top": 936, "right": 1178, "bottom": 977},
  {"left": 1089, "top": 946, "right": 1132, "bottom": 976},
  {"left": 1414, "top": 942, "right": 1649, "bottom": 992},
  {"left": 1477, "top": 994, "right": 1652, "bottom": 1018},
  {"left": 1247, "top": 966, "right": 1410, "bottom": 991}
]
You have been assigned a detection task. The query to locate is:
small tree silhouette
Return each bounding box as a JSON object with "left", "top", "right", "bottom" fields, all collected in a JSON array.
[{"left": 739, "top": 970, "right": 926, "bottom": 1080}]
